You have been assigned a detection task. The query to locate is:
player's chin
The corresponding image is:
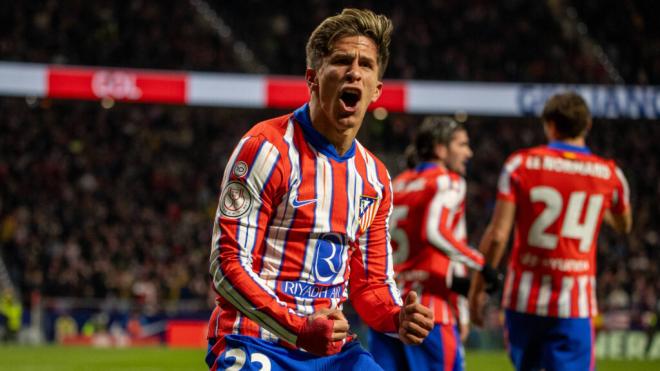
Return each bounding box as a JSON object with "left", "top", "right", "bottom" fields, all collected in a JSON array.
[{"left": 336, "top": 112, "right": 362, "bottom": 129}]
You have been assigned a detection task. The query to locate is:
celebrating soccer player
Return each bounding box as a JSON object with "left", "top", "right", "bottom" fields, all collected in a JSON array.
[
  {"left": 369, "top": 116, "right": 500, "bottom": 371},
  {"left": 469, "top": 92, "right": 632, "bottom": 371},
  {"left": 205, "top": 8, "right": 434, "bottom": 370}
]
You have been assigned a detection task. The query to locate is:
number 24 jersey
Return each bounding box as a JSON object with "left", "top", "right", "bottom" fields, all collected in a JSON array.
[{"left": 498, "top": 142, "right": 630, "bottom": 318}]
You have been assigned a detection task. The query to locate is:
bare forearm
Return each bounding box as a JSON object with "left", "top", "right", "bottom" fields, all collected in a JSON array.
[{"left": 603, "top": 209, "right": 633, "bottom": 234}]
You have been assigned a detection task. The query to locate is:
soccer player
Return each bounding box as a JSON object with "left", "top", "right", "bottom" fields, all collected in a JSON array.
[
  {"left": 469, "top": 92, "right": 632, "bottom": 371},
  {"left": 369, "top": 117, "right": 500, "bottom": 371},
  {"left": 205, "top": 9, "right": 434, "bottom": 371}
]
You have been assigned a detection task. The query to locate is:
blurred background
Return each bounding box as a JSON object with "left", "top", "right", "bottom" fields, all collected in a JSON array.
[{"left": 0, "top": 0, "right": 658, "bottom": 368}]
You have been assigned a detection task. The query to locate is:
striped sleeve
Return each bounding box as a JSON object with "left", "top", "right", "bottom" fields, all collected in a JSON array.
[
  {"left": 349, "top": 163, "right": 403, "bottom": 334},
  {"left": 209, "top": 135, "right": 305, "bottom": 346},
  {"left": 425, "top": 176, "right": 484, "bottom": 270}
]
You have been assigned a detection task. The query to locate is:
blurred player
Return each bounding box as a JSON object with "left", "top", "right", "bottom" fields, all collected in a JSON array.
[
  {"left": 469, "top": 92, "right": 632, "bottom": 371},
  {"left": 206, "top": 9, "right": 434, "bottom": 371},
  {"left": 369, "top": 117, "right": 500, "bottom": 371}
]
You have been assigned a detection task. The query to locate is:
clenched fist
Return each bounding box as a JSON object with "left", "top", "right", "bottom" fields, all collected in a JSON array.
[
  {"left": 296, "top": 308, "right": 349, "bottom": 356},
  {"left": 397, "top": 291, "right": 434, "bottom": 345}
]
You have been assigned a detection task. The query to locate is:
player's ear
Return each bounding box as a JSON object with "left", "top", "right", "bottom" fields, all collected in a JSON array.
[
  {"left": 371, "top": 80, "right": 383, "bottom": 103},
  {"left": 305, "top": 69, "right": 318, "bottom": 92}
]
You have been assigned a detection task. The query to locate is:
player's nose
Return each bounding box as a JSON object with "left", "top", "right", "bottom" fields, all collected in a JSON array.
[{"left": 346, "top": 59, "right": 362, "bottom": 82}]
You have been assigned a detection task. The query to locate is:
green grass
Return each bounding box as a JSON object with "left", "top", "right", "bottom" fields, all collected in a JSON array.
[
  {"left": 466, "top": 351, "right": 660, "bottom": 371},
  {"left": 0, "top": 345, "right": 205, "bottom": 371},
  {"left": 0, "top": 346, "right": 657, "bottom": 370}
]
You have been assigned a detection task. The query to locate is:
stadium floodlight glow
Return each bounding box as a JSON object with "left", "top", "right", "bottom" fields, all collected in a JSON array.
[{"left": 373, "top": 107, "right": 388, "bottom": 120}]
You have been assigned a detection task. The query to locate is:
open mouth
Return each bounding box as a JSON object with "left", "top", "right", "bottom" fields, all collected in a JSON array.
[{"left": 339, "top": 89, "right": 361, "bottom": 109}]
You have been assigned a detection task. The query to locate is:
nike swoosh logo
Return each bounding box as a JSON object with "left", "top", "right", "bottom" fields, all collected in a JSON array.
[{"left": 291, "top": 196, "right": 317, "bottom": 208}]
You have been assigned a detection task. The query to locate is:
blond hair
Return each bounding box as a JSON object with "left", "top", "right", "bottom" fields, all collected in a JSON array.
[{"left": 305, "top": 8, "right": 393, "bottom": 79}]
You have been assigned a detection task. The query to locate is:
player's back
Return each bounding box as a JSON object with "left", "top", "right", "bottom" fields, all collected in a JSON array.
[
  {"left": 499, "top": 142, "right": 629, "bottom": 318},
  {"left": 391, "top": 165, "right": 464, "bottom": 276}
]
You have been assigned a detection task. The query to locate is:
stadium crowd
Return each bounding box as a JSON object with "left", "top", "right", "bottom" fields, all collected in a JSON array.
[
  {"left": 2, "top": 1, "right": 657, "bottom": 83},
  {"left": 0, "top": 1, "right": 658, "bottom": 335}
]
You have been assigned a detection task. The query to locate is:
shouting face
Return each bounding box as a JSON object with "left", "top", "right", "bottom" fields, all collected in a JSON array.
[{"left": 307, "top": 35, "right": 383, "bottom": 153}]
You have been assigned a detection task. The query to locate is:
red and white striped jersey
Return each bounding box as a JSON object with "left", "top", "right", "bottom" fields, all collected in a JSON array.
[
  {"left": 498, "top": 142, "right": 630, "bottom": 318},
  {"left": 390, "top": 163, "right": 484, "bottom": 325},
  {"left": 208, "top": 104, "right": 402, "bottom": 351}
]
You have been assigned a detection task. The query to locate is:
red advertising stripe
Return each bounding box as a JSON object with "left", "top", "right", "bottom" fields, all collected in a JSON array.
[
  {"left": 266, "top": 77, "right": 405, "bottom": 112},
  {"left": 48, "top": 67, "right": 97, "bottom": 100},
  {"left": 47, "top": 66, "right": 187, "bottom": 104},
  {"left": 370, "top": 82, "right": 405, "bottom": 112},
  {"left": 266, "top": 77, "right": 310, "bottom": 109}
]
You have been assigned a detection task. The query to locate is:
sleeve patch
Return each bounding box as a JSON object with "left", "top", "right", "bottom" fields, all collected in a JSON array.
[
  {"left": 220, "top": 180, "right": 253, "bottom": 218},
  {"left": 232, "top": 160, "right": 249, "bottom": 178}
]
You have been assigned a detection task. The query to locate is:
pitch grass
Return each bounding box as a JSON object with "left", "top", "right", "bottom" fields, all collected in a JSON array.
[{"left": 0, "top": 346, "right": 657, "bottom": 370}]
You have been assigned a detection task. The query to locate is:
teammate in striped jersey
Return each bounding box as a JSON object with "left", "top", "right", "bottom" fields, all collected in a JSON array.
[
  {"left": 469, "top": 92, "right": 632, "bottom": 371},
  {"left": 205, "top": 9, "right": 433, "bottom": 371},
  {"left": 369, "top": 117, "right": 500, "bottom": 371}
]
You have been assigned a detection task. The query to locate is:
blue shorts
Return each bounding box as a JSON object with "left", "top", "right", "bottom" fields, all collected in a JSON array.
[
  {"left": 206, "top": 335, "right": 383, "bottom": 370},
  {"left": 368, "top": 324, "right": 464, "bottom": 371},
  {"left": 505, "top": 310, "right": 594, "bottom": 371}
]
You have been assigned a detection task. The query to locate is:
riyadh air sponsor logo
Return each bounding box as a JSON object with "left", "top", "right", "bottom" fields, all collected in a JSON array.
[
  {"left": 91, "top": 71, "right": 142, "bottom": 100},
  {"left": 312, "top": 233, "right": 346, "bottom": 284},
  {"left": 280, "top": 281, "right": 344, "bottom": 299},
  {"left": 219, "top": 181, "right": 252, "bottom": 218}
]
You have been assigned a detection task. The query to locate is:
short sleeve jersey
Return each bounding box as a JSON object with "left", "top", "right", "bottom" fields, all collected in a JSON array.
[{"left": 497, "top": 142, "right": 630, "bottom": 318}]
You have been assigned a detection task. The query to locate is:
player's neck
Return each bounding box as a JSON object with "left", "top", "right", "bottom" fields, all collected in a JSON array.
[
  {"left": 434, "top": 160, "right": 447, "bottom": 170},
  {"left": 553, "top": 137, "right": 586, "bottom": 147}
]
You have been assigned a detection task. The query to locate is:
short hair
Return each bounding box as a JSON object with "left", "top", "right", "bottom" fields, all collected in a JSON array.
[
  {"left": 305, "top": 8, "right": 393, "bottom": 80},
  {"left": 407, "top": 116, "right": 465, "bottom": 167},
  {"left": 541, "top": 92, "right": 591, "bottom": 139}
]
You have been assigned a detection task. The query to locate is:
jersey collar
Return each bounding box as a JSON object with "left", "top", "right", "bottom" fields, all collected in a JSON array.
[
  {"left": 293, "top": 103, "right": 356, "bottom": 162},
  {"left": 415, "top": 162, "right": 439, "bottom": 172},
  {"left": 548, "top": 141, "right": 591, "bottom": 154}
]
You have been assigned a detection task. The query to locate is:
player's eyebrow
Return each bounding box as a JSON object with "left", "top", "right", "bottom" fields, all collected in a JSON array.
[{"left": 329, "top": 52, "right": 376, "bottom": 66}]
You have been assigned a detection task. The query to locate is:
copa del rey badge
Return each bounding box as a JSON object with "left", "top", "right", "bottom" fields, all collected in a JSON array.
[
  {"left": 358, "top": 195, "right": 380, "bottom": 233},
  {"left": 220, "top": 180, "right": 252, "bottom": 218}
]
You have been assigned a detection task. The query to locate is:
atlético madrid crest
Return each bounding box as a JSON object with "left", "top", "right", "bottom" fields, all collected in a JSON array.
[
  {"left": 219, "top": 181, "right": 252, "bottom": 218},
  {"left": 358, "top": 195, "right": 380, "bottom": 233}
]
